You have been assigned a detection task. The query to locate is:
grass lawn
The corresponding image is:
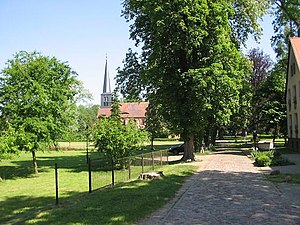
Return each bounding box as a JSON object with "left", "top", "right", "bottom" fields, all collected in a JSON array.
[
  {"left": 0, "top": 141, "right": 194, "bottom": 224},
  {"left": 266, "top": 174, "right": 300, "bottom": 184}
]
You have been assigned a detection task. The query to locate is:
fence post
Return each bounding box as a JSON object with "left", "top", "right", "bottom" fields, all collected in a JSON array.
[
  {"left": 128, "top": 157, "right": 131, "bottom": 180},
  {"left": 141, "top": 154, "right": 144, "bottom": 173},
  {"left": 151, "top": 152, "right": 154, "bottom": 171},
  {"left": 88, "top": 158, "right": 92, "bottom": 193},
  {"left": 160, "top": 151, "right": 163, "bottom": 166},
  {"left": 167, "top": 151, "right": 169, "bottom": 164},
  {"left": 55, "top": 163, "right": 59, "bottom": 205},
  {"left": 111, "top": 158, "right": 115, "bottom": 186}
]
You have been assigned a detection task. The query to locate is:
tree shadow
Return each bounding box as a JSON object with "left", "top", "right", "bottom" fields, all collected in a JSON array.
[
  {"left": 1, "top": 172, "right": 193, "bottom": 225},
  {"left": 0, "top": 151, "right": 105, "bottom": 180},
  {"left": 9, "top": 169, "right": 300, "bottom": 225},
  {"left": 0, "top": 192, "right": 83, "bottom": 225}
]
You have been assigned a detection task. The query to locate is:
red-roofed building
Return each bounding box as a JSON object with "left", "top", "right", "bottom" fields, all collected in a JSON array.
[
  {"left": 97, "top": 102, "right": 148, "bottom": 128},
  {"left": 286, "top": 37, "right": 300, "bottom": 151},
  {"left": 97, "top": 58, "right": 148, "bottom": 128}
]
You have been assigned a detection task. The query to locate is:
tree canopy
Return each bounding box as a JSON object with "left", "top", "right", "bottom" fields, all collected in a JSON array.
[
  {"left": 122, "top": 0, "right": 253, "bottom": 160},
  {"left": 0, "top": 51, "right": 81, "bottom": 173}
]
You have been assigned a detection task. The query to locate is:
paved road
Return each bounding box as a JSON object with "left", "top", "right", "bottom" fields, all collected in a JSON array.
[{"left": 139, "top": 150, "right": 300, "bottom": 225}]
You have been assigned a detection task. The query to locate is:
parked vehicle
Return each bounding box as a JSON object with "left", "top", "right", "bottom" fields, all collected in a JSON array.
[{"left": 168, "top": 143, "right": 184, "bottom": 155}]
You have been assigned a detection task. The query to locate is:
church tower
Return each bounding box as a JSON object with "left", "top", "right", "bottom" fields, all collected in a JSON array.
[{"left": 100, "top": 57, "right": 112, "bottom": 108}]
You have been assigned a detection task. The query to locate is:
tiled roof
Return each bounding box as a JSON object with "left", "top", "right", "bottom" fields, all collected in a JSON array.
[
  {"left": 290, "top": 37, "right": 300, "bottom": 69},
  {"left": 97, "top": 102, "right": 149, "bottom": 118}
]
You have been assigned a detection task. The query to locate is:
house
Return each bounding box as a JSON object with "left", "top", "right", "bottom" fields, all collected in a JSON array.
[
  {"left": 286, "top": 37, "right": 300, "bottom": 151},
  {"left": 97, "top": 58, "right": 148, "bottom": 128}
]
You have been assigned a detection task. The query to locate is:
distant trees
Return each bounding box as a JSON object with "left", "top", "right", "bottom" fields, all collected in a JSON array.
[{"left": 0, "top": 51, "right": 82, "bottom": 174}]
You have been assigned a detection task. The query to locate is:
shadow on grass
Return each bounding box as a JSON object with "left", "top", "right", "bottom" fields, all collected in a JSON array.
[
  {"left": 0, "top": 151, "right": 106, "bottom": 180},
  {"left": 12, "top": 169, "right": 300, "bottom": 225},
  {"left": 2, "top": 168, "right": 195, "bottom": 225}
]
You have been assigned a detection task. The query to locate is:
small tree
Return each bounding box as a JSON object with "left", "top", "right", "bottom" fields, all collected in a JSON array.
[
  {"left": 94, "top": 96, "right": 149, "bottom": 161},
  {"left": 0, "top": 51, "right": 81, "bottom": 174}
]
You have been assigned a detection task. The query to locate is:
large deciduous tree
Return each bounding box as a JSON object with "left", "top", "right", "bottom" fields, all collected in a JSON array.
[
  {"left": 0, "top": 51, "right": 81, "bottom": 174},
  {"left": 247, "top": 48, "right": 273, "bottom": 132},
  {"left": 122, "top": 0, "right": 251, "bottom": 161}
]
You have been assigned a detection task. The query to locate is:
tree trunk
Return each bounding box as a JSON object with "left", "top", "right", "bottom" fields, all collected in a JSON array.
[
  {"left": 211, "top": 126, "right": 217, "bottom": 145},
  {"left": 181, "top": 134, "right": 195, "bottom": 161},
  {"left": 204, "top": 127, "right": 210, "bottom": 147},
  {"left": 151, "top": 136, "right": 155, "bottom": 150},
  {"left": 32, "top": 150, "right": 38, "bottom": 175},
  {"left": 272, "top": 124, "right": 278, "bottom": 143},
  {"left": 218, "top": 127, "right": 224, "bottom": 139}
]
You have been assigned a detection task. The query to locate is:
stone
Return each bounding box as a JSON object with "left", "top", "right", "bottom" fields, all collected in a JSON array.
[
  {"left": 285, "top": 175, "right": 293, "bottom": 183},
  {"left": 270, "top": 170, "right": 280, "bottom": 175},
  {"left": 139, "top": 171, "right": 164, "bottom": 180}
]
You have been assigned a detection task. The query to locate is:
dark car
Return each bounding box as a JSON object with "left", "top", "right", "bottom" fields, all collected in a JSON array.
[{"left": 168, "top": 144, "right": 184, "bottom": 155}]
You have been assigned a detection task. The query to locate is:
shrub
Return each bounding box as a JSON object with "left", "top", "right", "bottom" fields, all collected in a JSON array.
[
  {"left": 252, "top": 150, "right": 294, "bottom": 167},
  {"left": 256, "top": 155, "right": 272, "bottom": 167}
]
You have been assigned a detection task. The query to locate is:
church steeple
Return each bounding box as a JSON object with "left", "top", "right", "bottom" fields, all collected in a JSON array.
[
  {"left": 100, "top": 56, "right": 112, "bottom": 108},
  {"left": 103, "top": 56, "right": 111, "bottom": 93}
]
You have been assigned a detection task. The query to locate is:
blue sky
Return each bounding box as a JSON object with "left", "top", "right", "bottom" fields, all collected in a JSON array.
[{"left": 0, "top": 1, "right": 275, "bottom": 105}]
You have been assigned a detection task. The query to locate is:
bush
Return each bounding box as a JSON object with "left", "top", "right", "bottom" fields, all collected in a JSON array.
[
  {"left": 256, "top": 155, "right": 272, "bottom": 167},
  {"left": 251, "top": 150, "right": 294, "bottom": 167}
]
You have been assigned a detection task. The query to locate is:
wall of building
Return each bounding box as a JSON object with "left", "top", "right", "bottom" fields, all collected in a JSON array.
[{"left": 287, "top": 47, "right": 300, "bottom": 151}]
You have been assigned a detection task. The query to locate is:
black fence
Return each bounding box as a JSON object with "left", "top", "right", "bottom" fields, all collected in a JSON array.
[
  {"left": 88, "top": 150, "right": 169, "bottom": 192},
  {"left": 54, "top": 150, "right": 169, "bottom": 204}
]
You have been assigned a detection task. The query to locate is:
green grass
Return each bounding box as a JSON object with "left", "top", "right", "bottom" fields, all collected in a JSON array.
[
  {"left": 0, "top": 150, "right": 105, "bottom": 224},
  {"left": 0, "top": 142, "right": 195, "bottom": 224},
  {"left": 266, "top": 174, "right": 300, "bottom": 184},
  {"left": 23, "top": 164, "right": 195, "bottom": 225}
]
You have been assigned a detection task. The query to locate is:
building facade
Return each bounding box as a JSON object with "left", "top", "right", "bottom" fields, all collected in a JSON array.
[
  {"left": 287, "top": 37, "right": 300, "bottom": 151},
  {"left": 97, "top": 58, "right": 148, "bottom": 128}
]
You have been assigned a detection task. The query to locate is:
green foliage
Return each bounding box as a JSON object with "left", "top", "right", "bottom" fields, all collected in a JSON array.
[
  {"left": 122, "top": 0, "right": 254, "bottom": 159},
  {"left": 0, "top": 51, "right": 81, "bottom": 162},
  {"left": 93, "top": 117, "right": 149, "bottom": 160},
  {"left": 251, "top": 150, "right": 294, "bottom": 167},
  {"left": 271, "top": 0, "right": 300, "bottom": 58},
  {"left": 115, "top": 48, "right": 146, "bottom": 101},
  {"left": 231, "top": 0, "right": 270, "bottom": 46},
  {"left": 256, "top": 154, "right": 272, "bottom": 167}
]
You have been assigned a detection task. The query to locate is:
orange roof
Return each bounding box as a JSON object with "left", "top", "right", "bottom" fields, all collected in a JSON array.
[
  {"left": 97, "top": 102, "right": 149, "bottom": 118},
  {"left": 290, "top": 37, "right": 300, "bottom": 69}
]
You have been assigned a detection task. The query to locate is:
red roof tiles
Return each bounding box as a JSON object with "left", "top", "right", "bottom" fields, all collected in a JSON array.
[
  {"left": 290, "top": 37, "right": 300, "bottom": 69},
  {"left": 97, "top": 102, "right": 149, "bottom": 118}
]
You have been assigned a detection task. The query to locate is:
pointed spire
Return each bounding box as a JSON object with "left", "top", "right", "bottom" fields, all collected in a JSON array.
[{"left": 103, "top": 55, "right": 111, "bottom": 93}]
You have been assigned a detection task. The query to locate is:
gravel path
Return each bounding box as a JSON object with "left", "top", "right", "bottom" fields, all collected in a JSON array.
[{"left": 139, "top": 150, "right": 300, "bottom": 225}]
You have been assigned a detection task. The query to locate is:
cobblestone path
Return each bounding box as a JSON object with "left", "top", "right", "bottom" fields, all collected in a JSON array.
[{"left": 139, "top": 150, "right": 300, "bottom": 225}]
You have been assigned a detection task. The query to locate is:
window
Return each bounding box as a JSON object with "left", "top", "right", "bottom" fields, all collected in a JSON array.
[
  {"left": 291, "top": 62, "right": 296, "bottom": 76},
  {"left": 295, "top": 113, "right": 298, "bottom": 138},
  {"left": 294, "top": 85, "right": 297, "bottom": 109},
  {"left": 288, "top": 89, "right": 291, "bottom": 111},
  {"left": 290, "top": 115, "right": 293, "bottom": 137}
]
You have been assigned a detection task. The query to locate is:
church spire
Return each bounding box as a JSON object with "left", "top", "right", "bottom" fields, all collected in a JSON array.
[
  {"left": 103, "top": 55, "right": 111, "bottom": 93},
  {"left": 100, "top": 55, "right": 112, "bottom": 108}
]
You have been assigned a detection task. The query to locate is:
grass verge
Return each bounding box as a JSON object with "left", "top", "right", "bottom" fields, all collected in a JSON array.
[
  {"left": 266, "top": 173, "right": 300, "bottom": 184},
  {"left": 20, "top": 164, "right": 196, "bottom": 225}
]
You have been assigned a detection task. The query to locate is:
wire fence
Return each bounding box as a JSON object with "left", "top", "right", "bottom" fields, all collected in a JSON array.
[
  {"left": 89, "top": 150, "right": 169, "bottom": 191},
  {"left": 54, "top": 150, "right": 169, "bottom": 204}
]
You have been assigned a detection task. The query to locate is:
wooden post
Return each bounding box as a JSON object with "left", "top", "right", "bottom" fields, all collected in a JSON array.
[
  {"left": 55, "top": 163, "right": 59, "bottom": 205},
  {"left": 151, "top": 152, "right": 154, "bottom": 171},
  {"left": 128, "top": 157, "right": 131, "bottom": 180},
  {"left": 141, "top": 154, "right": 144, "bottom": 173},
  {"left": 88, "top": 158, "right": 92, "bottom": 193},
  {"left": 111, "top": 158, "right": 115, "bottom": 186}
]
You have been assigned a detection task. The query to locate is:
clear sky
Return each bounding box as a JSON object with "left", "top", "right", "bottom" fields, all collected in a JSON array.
[{"left": 0, "top": 1, "right": 275, "bottom": 105}]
